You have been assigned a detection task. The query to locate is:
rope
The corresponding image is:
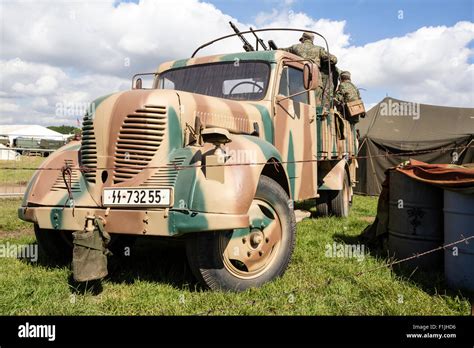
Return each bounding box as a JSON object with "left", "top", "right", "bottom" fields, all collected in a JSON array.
[
  {"left": 61, "top": 163, "right": 74, "bottom": 216},
  {"left": 355, "top": 235, "right": 474, "bottom": 277},
  {"left": 0, "top": 144, "right": 472, "bottom": 172}
]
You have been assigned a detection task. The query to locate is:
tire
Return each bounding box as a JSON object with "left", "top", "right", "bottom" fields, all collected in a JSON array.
[
  {"left": 315, "top": 192, "right": 329, "bottom": 216},
  {"left": 34, "top": 224, "right": 73, "bottom": 263},
  {"left": 328, "top": 170, "right": 350, "bottom": 218},
  {"left": 186, "top": 176, "right": 296, "bottom": 291}
]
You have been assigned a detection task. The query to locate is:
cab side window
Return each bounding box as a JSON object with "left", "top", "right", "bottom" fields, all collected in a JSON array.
[{"left": 278, "top": 66, "right": 309, "bottom": 104}]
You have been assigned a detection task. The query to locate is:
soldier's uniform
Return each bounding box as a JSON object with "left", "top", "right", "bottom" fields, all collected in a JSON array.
[
  {"left": 281, "top": 32, "right": 337, "bottom": 67},
  {"left": 281, "top": 32, "right": 337, "bottom": 112},
  {"left": 335, "top": 71, "right": 364, "bottom": 123},
  {"left": 335, "top": 71, "right": 361, "bottom": 104}
]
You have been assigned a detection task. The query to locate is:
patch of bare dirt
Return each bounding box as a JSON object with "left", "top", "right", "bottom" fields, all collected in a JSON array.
[{"left": 0, "top": 228, "right": 34, "bottom": 239}]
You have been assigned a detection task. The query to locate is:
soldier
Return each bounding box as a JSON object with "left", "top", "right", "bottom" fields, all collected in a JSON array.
[
  {"left": 281, "top": 32, "right": 337, "bottom": 67},
  {"left": 335, "top": 71, "right": 360, "bottom": 104},
  {"left": 281, "top": 32, "right": 338, "bottom": 112},
  {"left": 335, "top": 71, "right": 365, "bottom": 121}
]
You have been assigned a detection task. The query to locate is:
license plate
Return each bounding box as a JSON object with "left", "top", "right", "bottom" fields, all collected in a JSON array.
[{"left": 103, "top": 188, "right": 172, "bottom": 207}]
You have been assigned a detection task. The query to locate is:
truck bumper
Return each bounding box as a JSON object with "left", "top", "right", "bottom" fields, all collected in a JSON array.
[{"left": 18, "top": 206, "right": 249, "bottom": 236}]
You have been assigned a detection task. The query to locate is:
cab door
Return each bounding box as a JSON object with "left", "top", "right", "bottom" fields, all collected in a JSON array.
[{"left": 273, "top": 63, "right": 317, "bottom": 201}]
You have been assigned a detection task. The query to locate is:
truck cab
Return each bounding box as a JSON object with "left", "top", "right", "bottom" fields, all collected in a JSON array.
[{"left": 153, "top": 50, "right": 357, "bottom": 204}]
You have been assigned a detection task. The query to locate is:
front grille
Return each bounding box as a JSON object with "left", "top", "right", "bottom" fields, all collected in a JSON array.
[
  {"left": 141, "top": 156, "right": 186, "bottom": 187},
  {"left": 80, "top": 112, "right": 97, "bottom": 183},
  {"left": 113, "top": 105, "right": 167, "bottom": 184},
  {"left": 51, "top": 160, "right": 82, "bottom": 192}
]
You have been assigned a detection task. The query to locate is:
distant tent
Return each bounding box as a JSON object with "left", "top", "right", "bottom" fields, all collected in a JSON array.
[
  {"left": 0, "top": 144, "right": 18, "bottom": 161},
  {"left": 0, "top": 125, "right": 65, "bottom": 146},
  {"left": 355, "top": 97, "right": 474, "bottom": 195}
]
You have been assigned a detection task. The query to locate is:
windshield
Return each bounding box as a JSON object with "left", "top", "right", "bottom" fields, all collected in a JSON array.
[{"left": 157, "top": 61, "right": 270, "bottom": 101}]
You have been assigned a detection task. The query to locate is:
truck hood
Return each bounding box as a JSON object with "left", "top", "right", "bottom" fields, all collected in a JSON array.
[{"left": 22, "top": 89, "right": 273, "bottom": 207}]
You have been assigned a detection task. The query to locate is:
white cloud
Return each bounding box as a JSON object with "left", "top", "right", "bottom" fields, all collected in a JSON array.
[
  {"left": 0, "top": 0, "right": 248, "bottom": 125},
  {"left": 32, "top": 97, "right": 49, "bottom": 109},
  {"left": 254, "top": 9, "right": 350, "bottom": 55},
  {"left": 1, "top": 59, "right": 66, "bottom": 98},
  {"left": 0, "top": 102, "right": 19, "bottom": 112},
  {"left": 12, "top": 75, "right": 59, "bottom": 95},
  {"left": 0, "top": 0, "right": 472, "bottom": 126},
  {"left": 0, "top": 58, "right": 128, "bottom": 125},
  {"left": 339, "top": 21, "right": 474, "bottom": 106},
  {"left": 0, "top": 0, "right": 241, "bottom": 75}
]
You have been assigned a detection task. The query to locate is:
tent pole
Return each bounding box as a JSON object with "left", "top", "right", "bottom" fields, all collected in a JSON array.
[
  {"left": 455, "top": 139, "right": 473, "bottom": 161},
  {"left": 357, "top": 137, "right": 367, "bottom": 155}
]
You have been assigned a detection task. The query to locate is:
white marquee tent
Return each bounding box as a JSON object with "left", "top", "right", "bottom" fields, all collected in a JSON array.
[
  {"left": 0, "top": 125, "right": 67, "bottom": 146},
  {"left": 0, "top": 144, "right": 19, "bottom": 161}
]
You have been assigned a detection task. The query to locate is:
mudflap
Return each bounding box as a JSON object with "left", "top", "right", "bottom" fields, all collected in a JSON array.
[{"left": 72, "top": 217, "right": 111, "bottom": 282}]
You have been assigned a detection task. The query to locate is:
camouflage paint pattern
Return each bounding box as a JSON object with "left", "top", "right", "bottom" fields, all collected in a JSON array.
[{"left": 19, "top": 50, "right": 357, "bottom": 236}]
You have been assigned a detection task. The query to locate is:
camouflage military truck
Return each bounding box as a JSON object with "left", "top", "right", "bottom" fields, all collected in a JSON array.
[
  {"left": 39, "top": 138, "right": 66, "bottom": 156},
  {"left": 15, "top": 137, "right": 41, "bottom": 149},
  {"left": 19, "top": 28, "right": 358, "bottom": 291},
  {"left": 40, "top": 138, "right": 66, "bottom": 150},
  {"left": 14, "top": 137, "right": 41, "bottom": 155}
]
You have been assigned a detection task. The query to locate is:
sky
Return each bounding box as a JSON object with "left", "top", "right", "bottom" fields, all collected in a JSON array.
[{"left": 0, "top": 0, "right": 473, "bottom": 126}]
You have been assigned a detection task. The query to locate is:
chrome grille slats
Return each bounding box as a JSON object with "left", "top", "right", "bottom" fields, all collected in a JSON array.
[
  {"left": 113, "top": 105, "right": 167, "bottom": 184},
  {"left": 80, "top": 113, "right": 97, "bottom": 183}
]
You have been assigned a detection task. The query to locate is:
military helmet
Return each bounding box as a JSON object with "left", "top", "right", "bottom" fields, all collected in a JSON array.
[
  {"left": 340, "top": 71, "right": 351, "bottom": 79},
  {"left": 299, "top": 32, "right": 314, "bottom": 43}
]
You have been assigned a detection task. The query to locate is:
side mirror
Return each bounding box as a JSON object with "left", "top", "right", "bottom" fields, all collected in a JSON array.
[
  {"left": 134, "top": 78, "right": 143, "bottom": 90},
  {"left": 303, "top": 63, "right": 319, "bottom": 90},
  {"left": 131, "top": 73, "right": 158, "bottom": 90}
]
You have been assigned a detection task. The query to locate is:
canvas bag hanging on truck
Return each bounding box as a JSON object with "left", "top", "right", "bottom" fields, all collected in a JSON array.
[{"left": 72, "top": 217, "right": 111, "bottom": 282}]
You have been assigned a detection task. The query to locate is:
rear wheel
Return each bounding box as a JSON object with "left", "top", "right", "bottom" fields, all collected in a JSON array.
[
  {"left": 315, "top": 171, "right": 351, "bottom": 218},
  {"left": 186, "top": 176, "right": 296, "bottom": 291},
  {"left": 315, "top": 192, "right": 329, "bottom": 216},
  {"left": 328, "top": 171, "right": 351, "bottom": 217}
]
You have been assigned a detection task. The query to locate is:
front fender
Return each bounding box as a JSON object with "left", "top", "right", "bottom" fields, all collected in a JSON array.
[
  {"left": 174, "top": 134, "right": 287, "bottom": 216},
  {"left": 21, "top": 141, "right": 84, "bottom": 208}
]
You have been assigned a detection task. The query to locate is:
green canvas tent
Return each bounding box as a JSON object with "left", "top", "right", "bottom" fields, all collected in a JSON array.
[{"left": 355, "top": 97, "right": 474, "bottom": 195}]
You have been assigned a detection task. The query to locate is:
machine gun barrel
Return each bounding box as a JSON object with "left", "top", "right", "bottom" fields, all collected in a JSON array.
[
  {"left": 229, "top": 21, "right": 255, "bottom": 52},
  {"left": 249, "top": 27, "right": 268, "bottom": 50}
]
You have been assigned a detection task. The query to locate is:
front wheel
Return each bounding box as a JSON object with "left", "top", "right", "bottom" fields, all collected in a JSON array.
[{"left": 186, "top": 176, "right": 296, "bottom": 291}]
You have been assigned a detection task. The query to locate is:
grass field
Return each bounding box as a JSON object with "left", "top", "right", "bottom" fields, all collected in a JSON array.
[
  {"left": 0, "top": 195, "right": 471, "bottom": 315},
  {"left": 0, "top": 156, "right": 46, "bottom": 186}
]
